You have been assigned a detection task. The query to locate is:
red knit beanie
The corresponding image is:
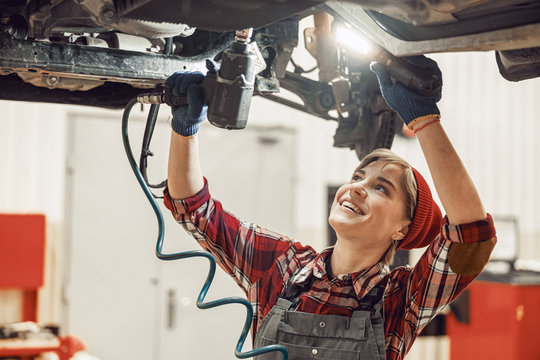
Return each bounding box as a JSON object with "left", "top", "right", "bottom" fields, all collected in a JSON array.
[{"left": 398, "top": 167, "right": 442, "bottom": 250}]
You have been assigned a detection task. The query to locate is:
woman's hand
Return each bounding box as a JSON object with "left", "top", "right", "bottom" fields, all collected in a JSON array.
[
  {"left": 164, "top": 71, "right": 208, "bottom": 136},
  {"left": 370, "top": 55, "right": 441, "bottom": 126}
]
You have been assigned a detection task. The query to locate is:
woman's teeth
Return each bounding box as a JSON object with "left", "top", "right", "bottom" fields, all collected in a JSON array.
[{"left": 342, "top": 201, "right": 363, "bottom": 215}]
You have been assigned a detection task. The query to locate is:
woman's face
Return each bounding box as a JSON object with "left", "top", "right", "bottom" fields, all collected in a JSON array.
[{"left": 329, "top": 161, "right": 411, "bottom": 250}]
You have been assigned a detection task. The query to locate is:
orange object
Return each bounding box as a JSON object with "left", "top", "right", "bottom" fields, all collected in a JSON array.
[
  {"left": 0, "top": 214, "right": 46, "bottom": 289},
  {"left": 0, "top": 213, "right": 46, "bottom": 321},
  {"left": 447, "top": 279, "right": 540, "bottom": 360},
  {"left": 59, "top": 335, "right": 89, "bottom": 360}
]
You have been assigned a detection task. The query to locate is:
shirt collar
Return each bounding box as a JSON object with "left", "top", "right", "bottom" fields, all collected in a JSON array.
[
  {"left": 351, "top": 261, "right": 389, "bottom": 298},
  {"left": 291, "top": 246, "right": 389, "bottom": 299}
]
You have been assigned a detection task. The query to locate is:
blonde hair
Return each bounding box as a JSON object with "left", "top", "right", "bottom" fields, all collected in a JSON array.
[
  {"left": 382, "top": 240, "right": 400, "bottom": 266},
  {"left": 356, "top": 148, "right": 418, "bottom": 266}
]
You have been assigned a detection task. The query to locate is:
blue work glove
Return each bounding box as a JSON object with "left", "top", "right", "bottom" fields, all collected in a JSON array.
[
  {"left": 164, "top": 72, "right": 207, "bottom": 136},
  {"left": 370, "top": 55, "right": 442, "bottom": 126}
]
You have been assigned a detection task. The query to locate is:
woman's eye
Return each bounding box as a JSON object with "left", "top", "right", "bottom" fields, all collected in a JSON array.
[
  {"left": 375, "top": 185, "right": 388, "bottom": 194},
  {"left": 351, "top": 175, "right": 361, "bottom": 181}
]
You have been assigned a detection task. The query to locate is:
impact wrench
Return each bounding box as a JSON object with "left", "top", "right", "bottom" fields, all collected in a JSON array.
[{"left": 137, "top": 28, "right": 257, "bottom": 130}]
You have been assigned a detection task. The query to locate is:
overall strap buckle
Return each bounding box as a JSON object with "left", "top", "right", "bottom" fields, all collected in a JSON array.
[
  {"left": 281, "top": 267, "right": 315, "bottom": 309},
  {"left": 358, "top": 285, "right": 385, "bottom": 315}
]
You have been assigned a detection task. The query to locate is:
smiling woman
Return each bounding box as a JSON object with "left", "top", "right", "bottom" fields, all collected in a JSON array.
[
  {"left": 164, "top": 56, "right": 496, "bottom": 360},
  {"left": 328, "top": 148, "right": 427, "bottom": 268},
  {"left": 329, "top": 162, "right": 411, "bottom": 268}
]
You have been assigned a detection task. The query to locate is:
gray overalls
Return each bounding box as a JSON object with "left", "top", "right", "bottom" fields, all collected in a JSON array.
[{"left": 254, "top": 271, "right": 386, "bottom": 360}]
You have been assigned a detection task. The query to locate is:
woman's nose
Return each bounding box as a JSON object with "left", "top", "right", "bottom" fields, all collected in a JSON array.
[{"left": 350, "top": 182, "right": 367, "bottom": 198}]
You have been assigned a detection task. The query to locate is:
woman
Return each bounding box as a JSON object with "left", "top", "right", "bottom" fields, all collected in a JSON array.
[{"left": 163, "top": 56, "right": 496, "bottom": 360}]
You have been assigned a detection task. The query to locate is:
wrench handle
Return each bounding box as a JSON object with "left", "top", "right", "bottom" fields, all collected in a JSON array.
[{"left": 163, "top": 87, "right": 189, "bottom": 107}]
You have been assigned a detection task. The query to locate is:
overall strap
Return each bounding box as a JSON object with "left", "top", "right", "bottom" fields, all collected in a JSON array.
[
  {"left": 358, "top": 285, "right": 384, "bottom": 310},
  {"left": 280, "top": 267, "right": 314, "bottom": 309},
  {"left": 357, "top": 285, "right": 385, "bottom": 314}
]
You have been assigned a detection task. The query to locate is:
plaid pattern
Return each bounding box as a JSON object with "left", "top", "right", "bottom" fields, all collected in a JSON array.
[{"left": 164, "top": 180, "right": 496, "bottom": 360}]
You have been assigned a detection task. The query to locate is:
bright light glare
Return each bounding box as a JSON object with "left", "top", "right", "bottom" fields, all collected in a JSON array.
[{"left": 335, "top": 24, "right": 371, "bottom": 55}]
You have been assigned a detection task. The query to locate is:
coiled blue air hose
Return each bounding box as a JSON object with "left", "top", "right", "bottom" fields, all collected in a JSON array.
[{"left": 121, "top": 98, "right": 287, "bottom": 360}]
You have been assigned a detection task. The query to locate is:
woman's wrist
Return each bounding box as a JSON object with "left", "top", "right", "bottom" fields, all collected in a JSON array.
[{"left": 408, "top": 114, "right": 441, "bottom": 134}]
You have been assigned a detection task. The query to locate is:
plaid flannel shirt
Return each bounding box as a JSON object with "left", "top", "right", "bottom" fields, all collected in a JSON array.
[{"left": 164, "top": 179, "right": 496, "bottom": 360}]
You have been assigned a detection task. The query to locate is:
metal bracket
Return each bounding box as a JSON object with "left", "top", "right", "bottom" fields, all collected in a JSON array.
[{"left": 0, "top": 33, "right": 213, "bottom": 86}]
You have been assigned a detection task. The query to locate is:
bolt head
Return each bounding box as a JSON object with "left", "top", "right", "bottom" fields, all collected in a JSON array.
[
  {"left": 100, "top": 7, "right": 116, "bottom": 23},
  {"left": 45, "top": 75, "right": 59, "bottom": 87}
]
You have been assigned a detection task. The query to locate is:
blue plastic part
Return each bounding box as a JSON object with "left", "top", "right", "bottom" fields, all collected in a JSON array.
[{"left": 121, "top": 99, "right": 288, "bottom": 360}]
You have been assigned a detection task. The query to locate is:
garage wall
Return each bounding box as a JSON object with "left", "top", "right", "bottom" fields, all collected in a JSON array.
[{"left": 0, "top": 101, "right": 68, "bottom": 221}]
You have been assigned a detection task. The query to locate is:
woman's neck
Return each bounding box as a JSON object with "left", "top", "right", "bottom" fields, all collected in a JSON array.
[{"left": 330, "top": 240, "right": 384, "bottom": 276}]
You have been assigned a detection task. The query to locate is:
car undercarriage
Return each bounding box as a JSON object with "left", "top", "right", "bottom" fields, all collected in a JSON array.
[{"left": 1, "top": 0, "right": 540, "bottom": 158}]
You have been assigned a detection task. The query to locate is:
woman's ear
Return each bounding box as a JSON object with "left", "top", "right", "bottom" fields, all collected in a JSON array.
[{"left": 392, "top": 221, "right": 410, "bottom": 241}]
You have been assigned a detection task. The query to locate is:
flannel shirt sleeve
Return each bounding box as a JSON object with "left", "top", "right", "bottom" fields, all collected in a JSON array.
[
  {"left": 398, "top": 214, "right": 496, "bottom": 352},
  {"left": 163, "top": 178, "right": 299, "bottom": 294}
]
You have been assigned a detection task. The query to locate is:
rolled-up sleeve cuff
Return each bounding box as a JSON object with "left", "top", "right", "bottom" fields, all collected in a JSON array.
[
  {"left": 163, "top": 177, "right": 210, "bottom": 216},
  {"left": 441, "top": 214, "right": 496, "bottom": 244}
]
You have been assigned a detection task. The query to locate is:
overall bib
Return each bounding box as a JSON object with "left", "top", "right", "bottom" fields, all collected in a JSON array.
[{"left": 254, "top": 274, "right": 386, "bottom": 360}]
